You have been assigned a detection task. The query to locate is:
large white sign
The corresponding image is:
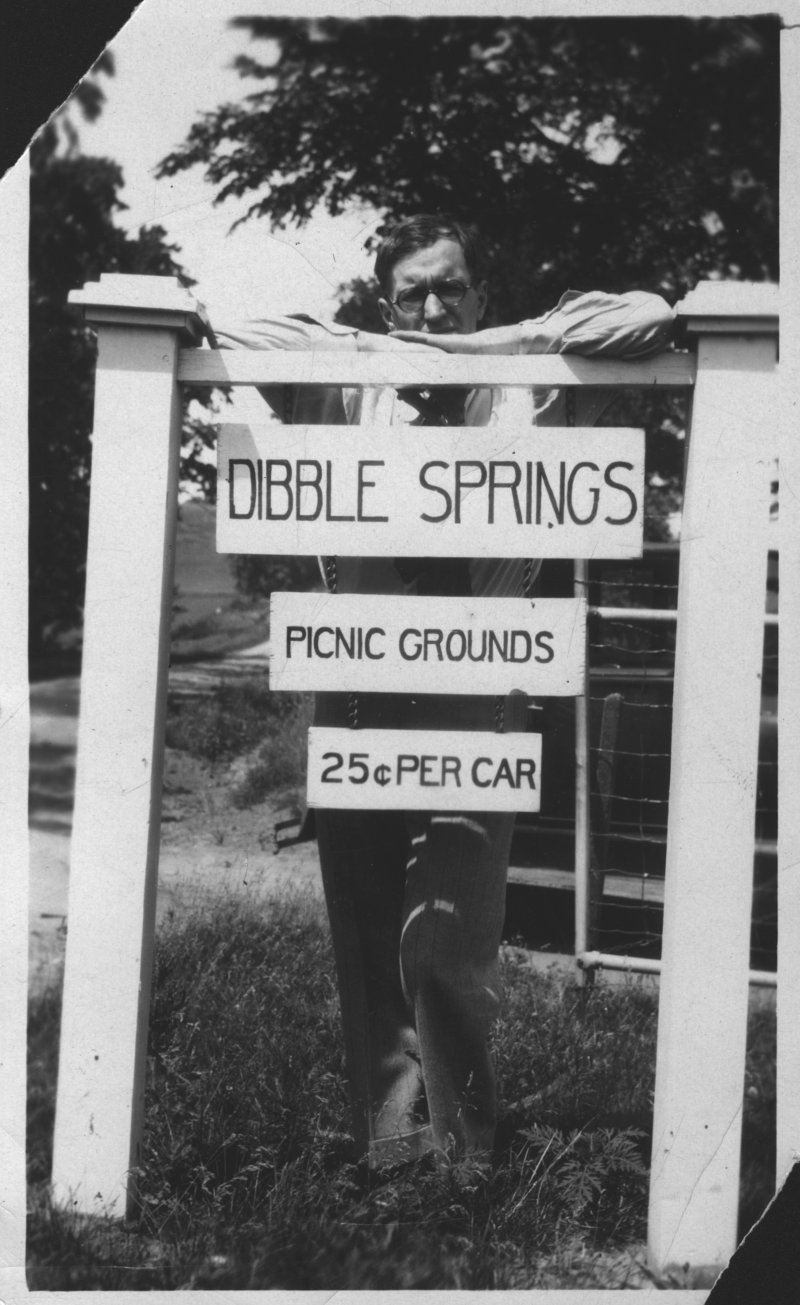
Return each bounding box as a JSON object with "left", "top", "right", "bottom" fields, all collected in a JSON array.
[
  {"left": 306, "top": 727, "right": 542, "bottom": 812},
  {"left": 217, "top": 424, "right": 644, "bottom": 558},
  {"left": 270, "top": 593, "right": 585, "bottom": 695}
]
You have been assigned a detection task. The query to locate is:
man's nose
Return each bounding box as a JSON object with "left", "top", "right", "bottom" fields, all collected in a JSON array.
[{"left": 422, "top": 290, "right": 449, "bottom": 324}]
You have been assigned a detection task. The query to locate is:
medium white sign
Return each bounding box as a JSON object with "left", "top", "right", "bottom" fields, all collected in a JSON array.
[
  {"left": 270, "top": 593, "right": 585, "bottom": 695},
  {"left": 217, "top": 424, "right": 644, "bottom": 558},
  {"left": 306, "top": 727, "right": 542, "bottom": 812}
]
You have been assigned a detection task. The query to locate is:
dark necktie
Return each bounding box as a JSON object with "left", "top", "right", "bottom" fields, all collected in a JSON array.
[
  {"left": 392, "top": 386, "right": 472, "bottom": 595},
  {"left": 395, "top": 385, "right": 469, "bottom": 426}
]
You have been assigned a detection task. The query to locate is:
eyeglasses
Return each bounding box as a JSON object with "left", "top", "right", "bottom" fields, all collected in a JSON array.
[{"left": 389, "top": 279, "right": 473, "bottom": 314}]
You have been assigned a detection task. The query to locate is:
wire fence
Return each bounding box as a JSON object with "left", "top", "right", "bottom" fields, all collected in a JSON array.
[{"left": 510, "top": 537, "right": 778, "bottom": 975}]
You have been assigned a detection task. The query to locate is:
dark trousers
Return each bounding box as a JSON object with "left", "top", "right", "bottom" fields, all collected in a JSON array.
[{"left": 313, "top": 689, "right": 526, "bottom": 1163}]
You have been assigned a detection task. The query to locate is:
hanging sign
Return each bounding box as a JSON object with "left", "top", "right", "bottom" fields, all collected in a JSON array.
[
  {"left": 217, "top": 424, "right": 644, "bottom": 559},
  {"left": 270, "top": 593, "right": 585, "bottom": 695},
  {"left": 306, "top": 727, "right": 542, "bottom": 812}
]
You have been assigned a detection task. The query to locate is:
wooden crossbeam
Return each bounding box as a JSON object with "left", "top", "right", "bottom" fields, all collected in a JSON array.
[
  {"left": 507, "top": 866, "right": 666, "bottom": 904},
  {"left": 177, "top": 347, "right": 696, "bottom": 390}
]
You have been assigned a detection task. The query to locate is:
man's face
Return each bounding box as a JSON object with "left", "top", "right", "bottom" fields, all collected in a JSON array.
[{"left": 378, "top": 238, "right": 488, "bottom": 335}]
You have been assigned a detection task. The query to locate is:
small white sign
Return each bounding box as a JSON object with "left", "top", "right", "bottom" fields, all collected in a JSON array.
[
  {"left": 270, "top": 593, "right": 585, "bottom": 695},
  {"left": 217, "top": 423, "right": 644, "bottom": 559},
  {"left": 306, "top": 727, "right": 542, "bottom": 812}
]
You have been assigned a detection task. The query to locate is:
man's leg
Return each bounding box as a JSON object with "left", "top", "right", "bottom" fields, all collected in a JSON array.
[
  {"left": 314, "top": 688, "right": 523, "bottom": 1161},
  {"left": 400, "top": 809, "right": 515, "bottom": 1157},
  {"left": 316, "top": 807, "right": 432, "bottom": 1164}
]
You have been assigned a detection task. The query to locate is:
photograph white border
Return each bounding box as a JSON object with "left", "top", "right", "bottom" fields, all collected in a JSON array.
[{"left": 3, "top": 2, "right": 797, "bottom": 1301}]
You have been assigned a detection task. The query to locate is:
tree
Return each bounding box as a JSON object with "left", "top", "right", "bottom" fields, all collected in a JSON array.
[
  {"left": 157, "top": 15, "right": 778, "bottom": 551},
  {"left": 159, "top": 15, "right": 778, "bottom": 321},
  {"left": 29, "top": 57, "right": 217, "bottom": 658}
]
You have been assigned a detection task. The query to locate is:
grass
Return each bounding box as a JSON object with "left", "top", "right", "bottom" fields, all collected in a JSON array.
[
  {"left": 739, "top": 993, "right": 777, "bottom": 1242},
  {"left": 26, "top": 889, "right": 777, "bottom": 1290},
  {"left": 29, "top": 658, "right": 779, "bottom": 1287}
]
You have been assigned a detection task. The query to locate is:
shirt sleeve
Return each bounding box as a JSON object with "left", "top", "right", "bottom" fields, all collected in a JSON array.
[
  {"left": 208, "top": 313, "right": 356, "bottom": 425},
  {"left": 212, "top": 313, "right": 359, "bottom": 353},
  {"left": 519, "top": 290, "right": 675, "bottom": 359}
]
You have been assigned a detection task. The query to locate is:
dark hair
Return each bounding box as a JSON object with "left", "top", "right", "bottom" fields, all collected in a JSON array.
[{"left": 374, "top": 215, "right": 486, "bottom": 295}]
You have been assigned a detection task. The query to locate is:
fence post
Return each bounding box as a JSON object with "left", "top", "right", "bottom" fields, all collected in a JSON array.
[
  {"left": 51, "top": 274, "right": 207, "bottom": 1217},
  {"left": 777, "top": 24, "right": 800, "bottom": 1192},
  {"left": 647, "top": 281, "right": 778, "bottom": 1274}
]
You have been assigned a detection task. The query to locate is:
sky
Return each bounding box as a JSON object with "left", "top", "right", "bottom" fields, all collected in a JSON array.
[{"left": 71, "top": 0, "right": 383, "bottom": 323}]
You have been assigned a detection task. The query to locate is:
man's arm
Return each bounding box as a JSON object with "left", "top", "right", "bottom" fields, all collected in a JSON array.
[
  {"left": 212, "top": 312, "right": 429, "bottom": 354},
  {"left": 208, "top": 310, "right": 433, "bottom": 425},
  {"left": 389, "top": 289, "right": 675, "bottom": 358}
]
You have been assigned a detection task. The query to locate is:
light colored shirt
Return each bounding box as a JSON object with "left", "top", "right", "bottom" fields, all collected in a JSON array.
[{"left": 213, "top": 289, "right": 675, "bottom": 598}]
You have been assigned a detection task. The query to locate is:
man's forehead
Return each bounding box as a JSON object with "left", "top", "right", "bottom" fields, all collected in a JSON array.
[{"left": 389, "top": 238, "right": 470, "bottom": 285}]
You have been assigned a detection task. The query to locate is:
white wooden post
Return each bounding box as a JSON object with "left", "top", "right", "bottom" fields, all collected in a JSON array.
[
  {"left": 573, "top": 558, "right": 592, "bottom": 983},
  {"left": 1, "top": 152, "right": 31, "bottom": 1284},
  {"left": 777, "top": 25, "right": 800, "bottom": 1193},
  {"left": 648, "top": 282, "right": 778, "bottom": 1273},
  {"left": 51, "top": 275, "right": 207, "bottom": 1216}
]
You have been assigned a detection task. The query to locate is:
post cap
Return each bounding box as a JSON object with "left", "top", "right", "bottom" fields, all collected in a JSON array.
[
  {"left": 676, "top": 280, "right": 779, "bottom": 334},
  {"left": 69, "top": 274, "right": 211, "bottom": 343}
]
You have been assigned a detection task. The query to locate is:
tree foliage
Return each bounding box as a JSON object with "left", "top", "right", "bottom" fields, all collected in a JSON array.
[
  {"left": 157, "top": 15, "right": 778, "bottom": 571},
  {"left": 29, "top": 59, "right": 217, "bottom": 657},
  {"left": 159, "top": 15, "right": 779, "bottom": 325}
]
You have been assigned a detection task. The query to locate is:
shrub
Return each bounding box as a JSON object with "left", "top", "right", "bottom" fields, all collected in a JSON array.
[
  {"left": 165, "top": 678, "right": 308, "bottom": 764},
  {"left": 232, "top": 554, "right": 321, "bottom": 601},
  {"left": 170, "top": 614, "right": 220, "bottom": 641},
  {"left": 738, "top": 1000, "right": 777, "bottom": 1241},
  {"left": 232, "top": 693, "right": 315, "bottom": 807},
  {"left": 27, "top": 986, "right": 61, "bottom": 1186}
]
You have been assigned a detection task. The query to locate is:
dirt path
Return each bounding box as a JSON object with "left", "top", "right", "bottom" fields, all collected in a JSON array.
[
  {"left": 157, "top": 746, "right": 324, "bottom": 922},
  {"left": 28, "top": 659, "right": 584, "bottom": 997},
  {"left": 28, "top": 669, "right": 323, "bottom": 996}
]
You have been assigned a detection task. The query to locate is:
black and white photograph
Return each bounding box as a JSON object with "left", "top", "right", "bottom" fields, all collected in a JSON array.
[{"left": 2, "top": 0, "right": 798, "bottom": 1297}]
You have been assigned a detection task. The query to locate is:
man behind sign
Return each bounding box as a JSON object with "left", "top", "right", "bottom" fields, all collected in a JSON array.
[{"left": 216, "top": 215, "right": 673, "bottom": 1166}]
